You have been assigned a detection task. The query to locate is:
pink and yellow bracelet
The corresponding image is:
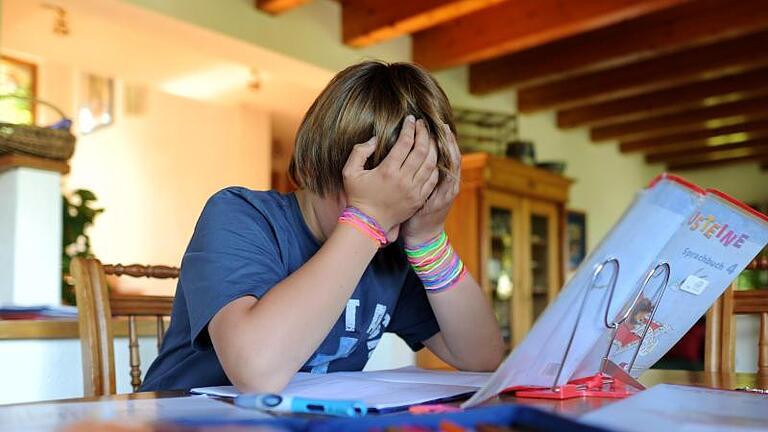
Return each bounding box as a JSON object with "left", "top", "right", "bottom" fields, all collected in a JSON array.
[
  {"left": 338, "top": 206, "right": 388, "bottom": 247},
  {"left": 405, "top": 231, "right": 467, "bottom": 293}
]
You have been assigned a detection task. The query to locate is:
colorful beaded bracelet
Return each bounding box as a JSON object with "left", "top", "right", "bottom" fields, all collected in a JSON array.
[
  {"left": 405, "top": 231, "right": 467, "bottom": 293},
  {"left": 338, "top": 206, "right": 388, "bottom": 247}
]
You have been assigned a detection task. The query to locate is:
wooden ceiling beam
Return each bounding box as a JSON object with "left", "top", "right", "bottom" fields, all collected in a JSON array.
[
  {"left": 255, "top": 0, "right": 310, "bottom": 15},
  {"left": 470, "top": 0, "right": 768, "bottom": 93},
  {"left": 517, "top": 30, "right": 768, "bottom": 113},
  {"left": 667, "top": 148, "right": 768, "bottom": 171},
  {"left": 557, "top": 67, "right": 768, "bottom": 129},
  {"left": 647, "top": 138, "right": 768, "bottom": 163},
  {"left": 412, "top": 0, "right": 685, "bottom": 71},
  {"left": 342, "top": 0, "right": 506, "bottom": 47},
  {"left": 591, "top": 96, "right": 768, "bottom": 142},
  {"left": 620, "top": 119, "right": 768, "bottom": 153}
]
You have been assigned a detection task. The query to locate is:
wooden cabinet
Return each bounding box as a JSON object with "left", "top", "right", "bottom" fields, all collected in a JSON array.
[{"left": 418, "top": 153, "right": 573, "bottom": 369}]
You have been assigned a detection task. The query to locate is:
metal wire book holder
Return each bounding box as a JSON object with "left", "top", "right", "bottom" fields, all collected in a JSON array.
[{"left": 516, "top": 258, "right": 671, "bottom": 400}]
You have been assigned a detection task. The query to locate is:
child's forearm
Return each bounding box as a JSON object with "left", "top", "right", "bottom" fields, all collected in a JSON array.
[
  {"left": 424, "top": 273, "right": 505, "bottom": 371},
  {"left": 208, "top": 223, "right": 378, "bottom": 393}
]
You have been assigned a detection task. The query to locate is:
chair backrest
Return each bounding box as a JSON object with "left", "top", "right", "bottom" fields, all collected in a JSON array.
[
  {"left": 70, "top": 257, "right": 178, "bottom": 397},
  {"left": 705, "top": 256, "right": 768, "bottom": 374}
]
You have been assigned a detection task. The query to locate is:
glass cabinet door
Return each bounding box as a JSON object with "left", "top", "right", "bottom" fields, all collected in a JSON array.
[
  {"left": 484, "top": 192, "right": 523, "bottom": 351},
  {"left": 528, "top": 201, "right": 560, "bottom": 323}
]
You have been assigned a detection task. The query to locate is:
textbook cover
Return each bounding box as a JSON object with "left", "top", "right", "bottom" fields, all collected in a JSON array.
[{"left": 464, "top": 174, "right": 768, "bottom": 407}]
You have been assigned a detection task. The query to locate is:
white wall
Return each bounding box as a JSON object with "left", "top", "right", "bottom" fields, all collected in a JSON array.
[
  {"left": 33, "top": 61, "right": 272, "bottom": 294},
  {"left": 0, "top": 168, "right": 62, "bottom": 305},
  {"left": 670, "top": 163, "right": 768, "bottom": 204},
  {"left": 0, "top": 336, "right": 159, "bottom": 405}
]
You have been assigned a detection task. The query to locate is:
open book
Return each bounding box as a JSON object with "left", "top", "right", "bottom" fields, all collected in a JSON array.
[
  {"left": 464, "top": 174, "right": 768, "bottom": 407},
  {"left": 192, "top": 367, "right": 491, "bottom": 411}
]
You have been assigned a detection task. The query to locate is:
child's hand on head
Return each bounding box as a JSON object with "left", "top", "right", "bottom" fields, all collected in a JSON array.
[
  {"left": 342, "top": 115, "right": 439, "bottom": 234},
  {"left": 401, "top": 123, "right": 461, "bottom": 245}
]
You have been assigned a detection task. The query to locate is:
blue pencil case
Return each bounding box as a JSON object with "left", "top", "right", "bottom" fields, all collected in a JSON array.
[{"left": 169, "top": 403, "right": 612, "bottom": 432}]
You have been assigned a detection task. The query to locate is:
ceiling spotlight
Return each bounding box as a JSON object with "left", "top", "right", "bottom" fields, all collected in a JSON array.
[{"left": 41, "top": 3, "right": 70, "bottom": 36}]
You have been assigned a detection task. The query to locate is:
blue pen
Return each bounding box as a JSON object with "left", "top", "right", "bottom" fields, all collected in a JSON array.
[{"left": 234, "top": 393, "right": 368, "bottom": 417}]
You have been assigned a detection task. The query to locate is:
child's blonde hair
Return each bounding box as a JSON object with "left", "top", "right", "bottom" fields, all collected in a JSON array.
[{"left": 288, "top": 61, "right": 457, "bottom": 196}]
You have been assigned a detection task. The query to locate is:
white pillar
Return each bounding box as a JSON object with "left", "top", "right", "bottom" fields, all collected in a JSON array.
[{"left": 0, "top": 165, "right": 62, "bottom": 305}]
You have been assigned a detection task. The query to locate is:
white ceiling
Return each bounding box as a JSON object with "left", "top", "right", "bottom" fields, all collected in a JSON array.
[{"left": 1, "top": 0, "right": 332, "bottom": 120}]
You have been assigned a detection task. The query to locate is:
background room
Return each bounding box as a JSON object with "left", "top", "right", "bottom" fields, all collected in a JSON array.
[{"left": 0, "top": 0, "right": 766, "bottom": 406}]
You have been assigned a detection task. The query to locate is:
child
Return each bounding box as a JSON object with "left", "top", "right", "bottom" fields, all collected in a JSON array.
[{"left": 141, "top": 61, "right": 504, "bottom": 393}]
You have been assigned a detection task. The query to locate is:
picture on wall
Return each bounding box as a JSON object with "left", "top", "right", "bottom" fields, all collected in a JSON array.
[
  {"left": 78, "top": 73, "right": 114, "bottom": 134},
  {"left": 0, "top": 55, "right": 37, "bottom": 125},
  {"left": 567, "top": 209, "right": 587, "bottom": 272}
]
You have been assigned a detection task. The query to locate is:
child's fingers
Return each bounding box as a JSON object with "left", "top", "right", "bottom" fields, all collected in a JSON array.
[
  {"left": 420, "top": 167, "right": 440, "bottom": 202},
  {"left": 401, "top": 119, "right": 430, "bottom": 178},
  {"left": 381, "top": 115, "right": 416, "bottom": 170},
  {"left": 342, "top": 136, "right": 377, "bottom": 177},
  {"left": 413, "top": 138, "right": 438, "bottom": 189},
  {"left": 444, "top": 124, "right": 462, "bottom": 180}
]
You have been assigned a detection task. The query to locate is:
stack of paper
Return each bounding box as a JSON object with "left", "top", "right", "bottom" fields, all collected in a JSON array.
[
  {"left": 192, "top": 366, "right": 491, "bottom": 411},
  {"left": 0, "top": 305, "right": 78, "bottom": 320}
]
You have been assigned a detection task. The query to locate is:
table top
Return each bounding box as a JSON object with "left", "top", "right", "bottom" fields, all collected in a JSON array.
[
  {"left": 4, "top": 369, "right": 764, "bottom": 431},
  {"left": 494, "top": 369, "right": 766, "bottom": 416}
]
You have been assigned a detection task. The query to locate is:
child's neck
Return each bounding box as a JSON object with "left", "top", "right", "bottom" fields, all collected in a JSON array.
[{"left": 295, "top": 189, "right": 343, "bottom": 244}]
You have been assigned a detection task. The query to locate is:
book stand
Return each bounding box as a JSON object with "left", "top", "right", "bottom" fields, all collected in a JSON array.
[{"left": 515, "top": 258, "right": 671, "bottom": 400}]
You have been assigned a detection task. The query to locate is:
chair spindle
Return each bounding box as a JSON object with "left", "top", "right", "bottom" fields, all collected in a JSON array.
[
  {"left": 128, "top": 315, "right": 142, "bottom": 392},
  {"left": 156, "top": 315, "right": 166, "bottom": 351}
]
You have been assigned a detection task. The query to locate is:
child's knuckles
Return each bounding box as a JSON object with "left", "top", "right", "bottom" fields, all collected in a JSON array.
[{"left": 350, "top": 143, "right": 365, "bottom": 156}]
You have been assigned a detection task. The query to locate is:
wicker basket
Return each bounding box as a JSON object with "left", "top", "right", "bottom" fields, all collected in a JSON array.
[{"left": 0, "top": 95, "right": 76, "bottom": 161}]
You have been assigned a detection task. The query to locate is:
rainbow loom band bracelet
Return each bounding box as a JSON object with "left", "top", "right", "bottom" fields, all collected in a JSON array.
[
  {"left": 405, "top": 231, "right": 467, "bottom": 293},
  {"left": 338, "top": 207, "right": 388, "bottom": 247}
]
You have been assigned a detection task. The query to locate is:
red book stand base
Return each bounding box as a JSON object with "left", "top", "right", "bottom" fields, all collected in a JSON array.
[{"left": 511, "top": 372, "right": 642, "bottom": 400}]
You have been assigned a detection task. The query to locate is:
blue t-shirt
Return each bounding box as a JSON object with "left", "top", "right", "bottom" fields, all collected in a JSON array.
[{"left": 141, "top": 187, "right": 440, "bottom": 391}]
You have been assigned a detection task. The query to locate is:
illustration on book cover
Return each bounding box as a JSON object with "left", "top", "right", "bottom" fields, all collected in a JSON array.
[{"left": 612, "top": 296, "right": 669, "bottom": 356}]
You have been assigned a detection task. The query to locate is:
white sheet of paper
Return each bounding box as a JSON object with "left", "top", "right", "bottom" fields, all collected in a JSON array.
[
  {"left": 581, "top": 384, "right": 768, "bottom": 432},
  {"left": 0, "top": 395, "right": 270, "bottom": 432},
  {"left": 333, "top": 366, "right": 491, "bottom": 387},
  {"left": 192, "top": 367, "right": 490, "bottom": 410}
]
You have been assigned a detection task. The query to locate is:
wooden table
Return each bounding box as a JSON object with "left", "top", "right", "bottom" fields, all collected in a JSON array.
[{"left": 3, "top": 369, "right": 764, "bottom": 431}]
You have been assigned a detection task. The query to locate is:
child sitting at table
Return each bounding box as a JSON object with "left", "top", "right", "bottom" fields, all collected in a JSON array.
[{"left": 141, "top": 61, "right": 504, "bottom": 392}]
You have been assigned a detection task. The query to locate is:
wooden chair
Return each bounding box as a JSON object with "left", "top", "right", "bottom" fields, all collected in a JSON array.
[
  {"left": 70, "top": 257, "right": 178, "bottom": 396},
  {"left": 705, "top": 256, "right": 768, "bottom": 375}
]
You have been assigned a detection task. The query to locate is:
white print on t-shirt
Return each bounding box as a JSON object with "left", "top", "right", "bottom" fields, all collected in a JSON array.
[
  {"left": 307, "top": 336, "right": 358, "bottom": 374},
  {"left": 366, "top": 304, "right": 389, "bottom": 339},
  {"left": 345, "top": 299, "right": 360, "bottom": 331},
  {"left": 367, "top": 338, "right": 380, "bottom": 358},
  {"left": 306, "top": 301, "right": 391, "bottom": 372}
]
